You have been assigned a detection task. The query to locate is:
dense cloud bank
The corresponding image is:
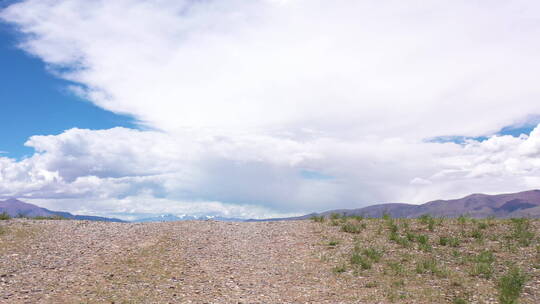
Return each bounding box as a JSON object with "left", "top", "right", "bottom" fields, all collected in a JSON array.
[{"left": 1, "top": 0, "right": 540, "bottom": 218}]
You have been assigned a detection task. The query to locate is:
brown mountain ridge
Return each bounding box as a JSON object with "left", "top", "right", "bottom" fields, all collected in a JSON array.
[{"left": 304, "top": 189, "right": 540, "bottom": 219}]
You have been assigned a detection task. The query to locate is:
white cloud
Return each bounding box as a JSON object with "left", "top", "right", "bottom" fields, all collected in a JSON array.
[{"left": 2, "top": 0, "right": 540, "bottom": 218}]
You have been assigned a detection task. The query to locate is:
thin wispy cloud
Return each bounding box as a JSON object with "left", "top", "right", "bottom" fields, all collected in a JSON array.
[{"left": 1, "top": 0, "right": 540, "bottom": 219}]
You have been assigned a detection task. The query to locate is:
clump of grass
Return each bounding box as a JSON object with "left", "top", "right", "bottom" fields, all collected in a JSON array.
[
  {"left": 333, "top": 264, "right": 347, "bottom": 274},
  {"left": 310, "top": 215, "right": 325, "bottom": 223},
  {"left": 470, "top": 229, "right": 483, "bottom": 240},
  {"left": 453, "top": 297, "right": 468, "bottom": 304},
  {"left": 362, "top": 247, "right": 383, "bottom": 262},
  {"left": 415, "top": 258, "right": 447, "bottom": 277},
  {"left": 348, "top": 215, "right": 364, "bottom": 221},
  {"left": 458, "top": 214, "right": 469, "bottom": 226},
  {"left": 416, "top": 234, "right": 432, "bottom": 251},
  {"left": 439, "top": 236, "right": 450, "bottom": 246},
  {"left": 327, "top": 240, "right": 340, "bottom": 246},
  {"left": 330, "top": 213, "right": 342, "bottom": 220},
  {"left": 351, "top": 252, "right": 372, "bottom": 269},
  {"left": 477, "top": 222, "right": 488, "bottom": 230},
  {"left": 365, "top": 281, "right": 379, "bottom": 288},
  {"left": 341, "top": 222, "right": 363, "bottom": 233},
  {"left": 382, "top": 212, "right": 392, "bottom": 221},
  {"left": 0, "top": 212, "right": 11, "bottom": 220},
  {"left": 498, "top": 267, "right": 527, "bottom": 304},
  {"left": 389, "top": 232, "right": 411, "bottom": 247},
  {"left": 470, "top": 250, "right": 495, "bottom": 278},
  {"left": 510, "top": 218, "right": 535, "bottom": 247},
  {"left": 387, "top": 261, "right": 406, "bottom": 276}
]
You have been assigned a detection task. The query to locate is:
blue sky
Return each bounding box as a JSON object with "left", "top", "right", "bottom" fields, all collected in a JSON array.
[{"left": 0, "top": 22, "right": 135, "bottom": 158}]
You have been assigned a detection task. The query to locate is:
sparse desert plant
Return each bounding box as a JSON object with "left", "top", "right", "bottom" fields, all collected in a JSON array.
[
  {"left": 387, "top": 261, "right": 406, "bottom": 276},
  {"left": 330, "top": 213, "right": 342, "bottom": 220},
  {"left": 310, "top": 215, "right": 325, "bottom": 223},
  {"left": 351, "top": 252, "right": 372, "bottom": 269},
  {"left": 439, "top": 236, "right": 450, "bottom": 246},
  {"left": 365, "top": 281, "right": 379, "bottom": 288},
  {"left": 0, "top": 212, "right": 11, "bottom": 220},
  {"left": 470, "top": 250, "right": 495, "bottom": 278},
  {"left": 415, "top": 258, "right": 447, "bottom": 277},
  {"left": 477, "top": 222, "right": 488, "bottom": 230},
  {"left": 449, "top": 237, "right": 461, "bottom": 247},
  {"left": 405, "top": 232, "right": 416, "bottom": 242},
  {"left": 458, "top": 214, "right": 469, "bottom": 226},
  {"left": 362, "top": 247, "right": 383, "bottom": 262},
  {"left": 453, "top": 297, "right": 468, "bottom": 304},
  {"left": 498, "top": 267, "right": 527, "bottom": 304},
  {"left": 333, "top": 264, "right": 347, "bottom": 274},
  {"left": 348, "top": 215, "right": 364, "bottom": 221},
  {"left": 327, "top": 240, "right": 340, "bottom": 246},
  {"left": 341, "top": 222, "right": 362, "bottom": 233},
  {"left": 382, "top": 212, "right": 392, "bottom": 221},
  {"left": 418, "top": 214, "right": 431, "bottom": 224},
  {"left": 416, "top": 234, "right": 429, "bottom": 244},
  {"left": 510, "top": 218, "right": 535, "bottom": 247},
  {"left": 470, "top": 229, "right": 483, "bottom": 240},
  {"left": 389, "top": 230, "right": 410, "bottom": 247}
]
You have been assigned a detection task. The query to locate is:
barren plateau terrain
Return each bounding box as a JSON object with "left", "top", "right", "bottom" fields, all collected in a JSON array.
[{"left": 1, "top": 216, "right": 540, "bottom": 303}]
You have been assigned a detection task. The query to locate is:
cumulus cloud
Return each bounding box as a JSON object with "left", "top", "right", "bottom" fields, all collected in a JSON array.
[{"left": 1, "top": 0, "right": 540, "bottom": 218}]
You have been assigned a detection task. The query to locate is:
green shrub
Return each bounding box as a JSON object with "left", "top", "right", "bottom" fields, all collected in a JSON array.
[
  {"left": 510, "top": 218, "right": 535, "bottom": 247},
  {"left": 327, "top": 240, "right": 340, "bottom": 246},
  {"left": 330, "top": 213, "right": 342, "bottom": 220},
  {"left": 417, "top": 234, "right": 429, "bottom": 245},
  {"left": 333, "top": 264, "right": 347, "bottom": 274},
  {"left": 406, "top": 232, "right": 416, "bottom": 242},
  {"left": 470, "top": 229, "right": 483, "bottom": 240},
  {"left": 449, "top": 237, "right": 461, "bottom": 247},
  {"left": 439, "top": 236, "right": 449, "bottom": 246},
  {"left": 0, "top": 212, "right": 11, "bottom": 220},
  {"left": 363, "top": 247, "right": 383, "bottom": 262},
  {"left": 418, "top": 214, "right": 432, "bottom": 225},
  {"left": 498, "top": 267, "right": 527, "bottom": 304},
  {"left": 351, "top": 252, "right": 372, "bottom": 269},
  {"left": 470, "top": 251, "right": 495, "bottom": 278},
  {"left": 310, "top": 215, "right": 325, "bottom": 223},
  {"left": 453, "top": 297, "right": 468, "bottom": 304},
  {"left": 458, "top": 215, "right": 469, "bottom": 226},
  {"left": 341, "top": 222, "right": 362, "bottom": 233},
  {"left": 415, "top": 258, "right": 447, "bottom": 277}
]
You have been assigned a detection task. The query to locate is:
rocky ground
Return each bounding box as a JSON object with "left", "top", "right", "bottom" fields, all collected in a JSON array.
[{"left": 0, "top": 217, "right": 539, "bottom": 303}]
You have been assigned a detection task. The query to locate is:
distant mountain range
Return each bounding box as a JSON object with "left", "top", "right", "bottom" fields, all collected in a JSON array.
[
  {"left": 3, "top": 189, "right": 540, "bottom": 223},
  {"left": 0, "top": 198, "right": 125, "bottom": 222},
  {"left": 295, "top": 189, "right": 540, "bottom": 219}
]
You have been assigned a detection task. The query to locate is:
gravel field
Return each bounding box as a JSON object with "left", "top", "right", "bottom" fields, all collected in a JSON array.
[
  {"left": 0, "top": 219, "right": 350, "bottom": 304},
  {"left": 1, "top": 218, "right": 539, "bottom": 303}
]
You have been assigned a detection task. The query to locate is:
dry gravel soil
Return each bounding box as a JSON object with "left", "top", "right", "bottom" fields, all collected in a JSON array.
[
  {"left": 0, "top": 219, "right": 349, "bottom": 304},
  {"left": 1, "top": 218, "right": 539, "bottom": 303}
]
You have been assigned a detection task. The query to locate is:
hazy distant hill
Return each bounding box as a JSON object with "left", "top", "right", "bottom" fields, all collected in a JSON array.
[
  {"left": 0, "top": 198, "right": 125, "bottom": 222},
  {"left": 134, "top": 213, "right": 246, "bottom": 223},
  {"left": 303, "top": 190, "right": 540, "bottom": 219}
]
